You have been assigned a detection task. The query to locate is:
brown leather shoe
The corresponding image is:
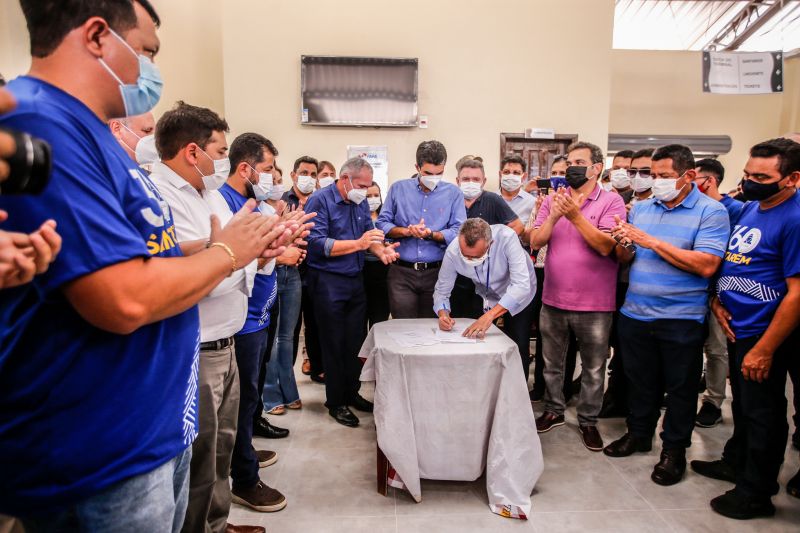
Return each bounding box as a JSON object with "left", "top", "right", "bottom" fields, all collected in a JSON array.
[
  {"left": 579, "top": 425, "right": 604, "bottom": 452},
  {"left": 256, "top": 450, "right": 277, "bottom": 468},
  {"left": 231, "top": 480, "right": 287, "bottom": 512},
  {"left": 535, "top": 412, "right": 565, "bottom": 433},
  {"left": 301, "top": 358, "right": 311, "bottom": 375},
  {"left": 225, "top": 525, "right": 265, "bottom": 533}
]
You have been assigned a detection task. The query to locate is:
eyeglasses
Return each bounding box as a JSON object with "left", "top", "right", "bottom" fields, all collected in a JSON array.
[{"left": 626, "top": 168, "right": 652, "bottom": 178}]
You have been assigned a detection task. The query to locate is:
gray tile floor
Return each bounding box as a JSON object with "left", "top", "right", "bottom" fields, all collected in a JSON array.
[{"left": 231, "top": 350, "right": 800, "bottom": 532}]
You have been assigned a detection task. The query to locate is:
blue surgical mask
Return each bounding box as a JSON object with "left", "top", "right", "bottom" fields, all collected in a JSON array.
[{"left": 99, "top": 29, "right": 163, "bottom": 117}]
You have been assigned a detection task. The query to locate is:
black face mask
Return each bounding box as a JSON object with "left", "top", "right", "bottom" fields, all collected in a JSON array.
[
  {"left": 742, "top": 177, "right": 785, "bottom": 202},
  {"left": 565, "top": 165, "right": 589, "bottom": 189}
]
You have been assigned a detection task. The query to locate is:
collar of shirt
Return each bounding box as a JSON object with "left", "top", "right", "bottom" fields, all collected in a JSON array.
[
  {"left": 332, "top": 182, "right": 348, "bottom": 205},
  {"left": 153, "top": 161, "right": 199, "bottom": 195},
  {"left": 507, "top": 189, "right": 532, "bottom": 202}
]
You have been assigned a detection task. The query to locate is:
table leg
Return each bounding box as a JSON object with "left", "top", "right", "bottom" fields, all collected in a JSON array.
[{"left": 377, "top": 444, "right": 388, "bottom": 496}]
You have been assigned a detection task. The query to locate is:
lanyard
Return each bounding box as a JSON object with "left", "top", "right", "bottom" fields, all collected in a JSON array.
[{"left": 474, "top": 256, "right": 491, "bottom": 310}]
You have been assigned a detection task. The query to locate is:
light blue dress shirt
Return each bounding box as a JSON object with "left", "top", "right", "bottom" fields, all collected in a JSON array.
[
  {"left": 376, "top": 176, "right": 466, "bottom": 263},
  {"left": 433, "top": 224, "right": 537, "bottom": 316}
]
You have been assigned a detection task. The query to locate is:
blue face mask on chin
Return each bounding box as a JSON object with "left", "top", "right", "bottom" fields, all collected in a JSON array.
[{"left": 98, "top": 29, "right": 163, "bottom": 117}]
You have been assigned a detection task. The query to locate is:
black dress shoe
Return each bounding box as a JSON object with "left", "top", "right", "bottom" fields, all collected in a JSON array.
[
  {"left": 579, "top": 425, "right": 604, "bottom": 452},
  {"left": 690, "top": 459, "right": 736, "bottom": 483},
  {"left": 710, "top": 489, "right": 775, "bottom": 520},
  {"left": 253, "top": 417, "right": 290, "bottom": 439},
  {"left": 603, "top": 433, "right": 652, "bottom": 457},
  {"left": 349, "top": 395, "right": 374, "bottom": 413},
  {"left": 329, "top": 406, "right": 359, "bottom": 427},
  {"left": 651, "top": 448, "right": 686, "bottom": 486}
]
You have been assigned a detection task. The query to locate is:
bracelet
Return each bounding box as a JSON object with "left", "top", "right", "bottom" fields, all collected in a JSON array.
[{"left": 208, "top": 242, "right": 237, "bottom": 276}]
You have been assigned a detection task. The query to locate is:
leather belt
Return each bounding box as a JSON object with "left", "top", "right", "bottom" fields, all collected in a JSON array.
[
  {"left": 396, "top": 260, "right": 442, "bottom": 271},
  {"left": 200, "top": 336, "right": 234, "bottom": 351}
]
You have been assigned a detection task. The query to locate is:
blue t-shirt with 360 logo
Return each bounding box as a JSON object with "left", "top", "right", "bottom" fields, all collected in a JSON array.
[
  {"left": 0, "top": 77, "right": 200, "bottom": 515},
  {"left": 717, "top": 191, "right": 800, "bottom": 338}
]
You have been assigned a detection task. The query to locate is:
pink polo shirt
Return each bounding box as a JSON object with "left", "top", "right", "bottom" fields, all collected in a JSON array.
[{"left": 534, "top": 185, "right": 627, "bottom": 312}]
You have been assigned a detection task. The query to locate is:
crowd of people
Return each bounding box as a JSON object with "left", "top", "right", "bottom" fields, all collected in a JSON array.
[{"left": 0, "top": 1, "right": 799, "bottom": 532}]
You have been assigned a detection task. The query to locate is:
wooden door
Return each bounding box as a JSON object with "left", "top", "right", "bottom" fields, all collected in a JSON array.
[{"left": 499, "top": 133, "right": 578, "bottom": 178}]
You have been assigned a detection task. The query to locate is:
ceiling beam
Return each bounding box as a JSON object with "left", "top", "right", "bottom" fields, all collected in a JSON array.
[{"left": 704, "top": 0, "right": 788, "bottom": 51}]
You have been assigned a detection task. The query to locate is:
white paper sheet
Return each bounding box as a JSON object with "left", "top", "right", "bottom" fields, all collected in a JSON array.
[
  {"left": 386, "top": 329, "right": 439, "bottom": 348},
  {"left": 433, "top": 328, "right": 478, "bottom": 344}
]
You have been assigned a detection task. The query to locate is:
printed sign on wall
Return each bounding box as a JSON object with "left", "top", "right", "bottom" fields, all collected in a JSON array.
[{"left": 702, "top": 51, "right": 783, "bottom": 94}]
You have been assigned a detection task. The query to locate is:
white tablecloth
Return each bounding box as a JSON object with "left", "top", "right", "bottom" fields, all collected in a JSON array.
[{"left": 359, "top": 319, "right": 544, "bottom": 519}]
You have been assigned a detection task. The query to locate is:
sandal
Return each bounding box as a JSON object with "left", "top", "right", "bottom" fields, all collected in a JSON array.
[
  {"left": 267, "top": 405, "right": 286, "bottom": 415},
  {"left": 286, "top": 400, "right": 302, "bottom": 410}
]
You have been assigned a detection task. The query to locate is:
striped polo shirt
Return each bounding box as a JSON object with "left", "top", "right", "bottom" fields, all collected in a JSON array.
[{"left": 621, "top": 184, "right": 730, "bottom": 322}]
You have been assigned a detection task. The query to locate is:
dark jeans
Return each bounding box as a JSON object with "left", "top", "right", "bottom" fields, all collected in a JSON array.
[
  {"left": 503, "top": 300, "right": 534, "bottom": 381},
  {"left": 254, "top": 299, "right": 279, "bottom": 424},
  {"left": 231, "top": 328, "right": 269, "bottom": 489},
  {"left": 293, "top": 274, "right": 323, "bottom": 374},
  {"left": 605, "top": 282, "right": 629, "bottom": 407},
  {"left": 387, "top": 264, "right": 439, "bottom": 319},
  {"left": 363, "top": 259, "right": 390, "bottom": 330},
  {"left": 619, "top": 315, "right": 705, "bottom": 450},
  {"left": 307, "top": 268, "right": 367, "bottom": 408},
  {"left": 722, "top": 329, "right": 799, "bottom": 498},
  {"left": 449, "top": 274, "right": 483, "bottom": 319},
  {"left": 532, "top": 266, "right": 577, "bottom": 395}
]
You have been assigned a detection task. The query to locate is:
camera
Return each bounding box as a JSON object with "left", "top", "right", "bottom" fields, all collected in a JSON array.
[{"left": 0, "top": 128, "right": 52, "bottom": 195}]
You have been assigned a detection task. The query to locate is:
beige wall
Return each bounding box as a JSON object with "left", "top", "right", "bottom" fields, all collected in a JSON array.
[
  {"left": 780, "top": 56, "right": 800, "bottom": 136},
  {"left": 609, "top": 49, "right": 785, "bottom": 192},
  {"left": 0, "top": 0, "right": 225, "bottom": 117},
  {"left": 221, "top": 0, "right": 615, "bottom": 189}
]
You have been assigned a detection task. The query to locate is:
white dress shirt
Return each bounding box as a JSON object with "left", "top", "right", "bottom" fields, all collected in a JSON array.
[
  {"left": 433, "top": 224, "right": 536, "bottom": 316},
  {"left": 150, "top": 162, "right": 256, "bottom": 342},
  {"left": 503, "top": 189, "right": 536, "bottom": 224}
]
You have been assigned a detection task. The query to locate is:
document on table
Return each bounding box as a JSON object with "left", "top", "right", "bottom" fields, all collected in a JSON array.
[
  {"left": 387, "top": 329, "right": 440, "bottom": 348},
  {"left": 434, "top": 328, "right": 478, "bottom": 344}
]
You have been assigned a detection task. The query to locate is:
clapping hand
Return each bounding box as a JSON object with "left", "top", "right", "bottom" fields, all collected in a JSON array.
[
  {"left": 359, "top": 229, "right": 385, "bottom": 250},
  {"left": 551, "top": 189, "right": 584, "bottom": 222},
  {"left": 611, "top": 214, "right": 656, "bottom": 249},
  {"left": 407, "top": 218, "right": 432, "bottom": 239},
  {"left": 377, "top": 242, "right": 401, "bottom": 265},
  {"left": 0, "top": 211, "right": 62, "bottom": 288}
]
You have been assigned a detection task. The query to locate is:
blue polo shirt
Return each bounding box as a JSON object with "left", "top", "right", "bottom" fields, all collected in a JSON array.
[
  {"left": 306, "top": 184, "right": 373, "bottom": 276},
  {"left": 376, "top": 176, "right": 466, "bottom": 263},
  {"left": 0, "top": 77, "right": 199, "bottom": 515},
  {"left": 717, "top": 192, "right": 800, "bottom": 338},
  {"left": 218, "top": 184, "right": 278, "bottom": 334},
  {"left": 622, "top": 184, "right": 730, "bottom": 322}
]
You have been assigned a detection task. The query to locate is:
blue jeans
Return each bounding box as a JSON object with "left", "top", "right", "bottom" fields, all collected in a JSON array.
[
  {"left": 22, "top": 447, "right": 191, "bottom": 533},
  {"left": 262, "top": 266, "right": 302, "bottom": 410},
  {"left": 231, "top": 327, "right": 270, "bottom": 489}
]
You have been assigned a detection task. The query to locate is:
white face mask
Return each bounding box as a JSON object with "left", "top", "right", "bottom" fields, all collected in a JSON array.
[
  {"left": 347, "top": 182, "right": 368, "bottom": 204},
  {"left": 296, "top": 174, "right": 317, "bottom": 194},
  {"left": 601, "top": 182, "right": 613, "bottom": 192},
  {"left": 420, "top": 174, "right": 442, "bottom": 191},
  {"left": 196, "top": 149, "right": 230, "bottom": 191},
  {"left": 367, "top": 197, "right": 381, "bottom": 212},
  {"left": 268, "top": 182, "right": 285, "bottom": 201},
  {"left": 500, "top": 174, "right": 523, "bottom": 192},
  {"left": 632, "top": 174, "right": 653, "bottom": 193},
  {"left": 135, "top": 133, "right": 159, "bottom": 171},
  {"left": 248, "top": 166, "right": 272, "bottom": 201},
  {"left": 318, "top": 176, "right": 336, "bottom": 188},
  {"left": 460, "top": 182, "right": 483, "bottom": 200},
  {"left": 610, "top": 169, "right": 631, "bottom": 190},
  {"left": 653, "top": 177, "right": 686, "bottom": 202},
  {"left": 460, "top": 248, "right": 489, "bottom": 267}
]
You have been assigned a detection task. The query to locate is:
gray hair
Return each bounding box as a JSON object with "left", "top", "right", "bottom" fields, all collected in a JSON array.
[
  {"left": 459, "top": 218, "right": 492, "bottom": 247},
  {"left": 456, "top": 156, "right": 485, "bottom": 175},
  {"left": 339, "top": 157, "right": 373, "bottom": 178}
]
